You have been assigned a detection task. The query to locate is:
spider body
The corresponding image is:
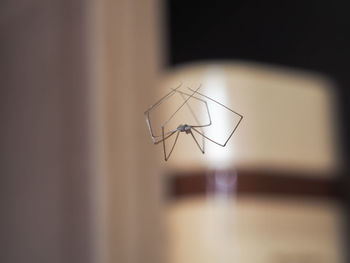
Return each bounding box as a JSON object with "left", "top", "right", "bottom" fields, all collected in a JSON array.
[{"left": 177, "top": 124, "right": 191, "bottom": 134}]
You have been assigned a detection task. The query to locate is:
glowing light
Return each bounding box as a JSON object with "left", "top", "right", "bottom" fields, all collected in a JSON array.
[{"left": 203, "top": 67, "right": 234, "bottom": 167}]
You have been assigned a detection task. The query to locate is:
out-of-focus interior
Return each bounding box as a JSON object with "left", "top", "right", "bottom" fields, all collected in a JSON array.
[
  {"left": 161, "top": 63, "right": 343, "bottom": 263},
  {"left": 1, "top": 1, "right": 349, "bottom": 263}
]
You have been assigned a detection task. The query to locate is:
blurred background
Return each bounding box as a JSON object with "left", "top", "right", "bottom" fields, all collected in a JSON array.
[{"left": 1, "top": 1, "right": 349, "bottom": 263}]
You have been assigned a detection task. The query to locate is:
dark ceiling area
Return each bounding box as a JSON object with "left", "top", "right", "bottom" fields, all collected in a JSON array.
[{"left": 166, "top": 1, "right": 349, "bottom": 74}]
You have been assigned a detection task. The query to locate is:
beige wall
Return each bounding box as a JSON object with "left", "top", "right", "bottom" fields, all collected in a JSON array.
[
  {"left": 159, "top": 63, "right": 340, "bottom": 175},
  {"left": 98, "top": 0, "right": 165, "bottom": 263},
  {"left": 166, "top": 196, "right": 344, "bottom": 263}
]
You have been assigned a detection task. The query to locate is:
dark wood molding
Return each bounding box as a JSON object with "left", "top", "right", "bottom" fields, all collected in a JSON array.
[{"left": 167, "top": 169, "right": 340, "bottom": 199}]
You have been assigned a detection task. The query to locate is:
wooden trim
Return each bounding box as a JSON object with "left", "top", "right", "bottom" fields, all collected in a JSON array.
[{"left": 167, "top": 169, "right": 340, "bottom": 199}]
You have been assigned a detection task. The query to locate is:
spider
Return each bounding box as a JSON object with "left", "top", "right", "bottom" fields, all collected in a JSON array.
[{"left": 144, "top": 83, "right": 243, "bottom": 161}]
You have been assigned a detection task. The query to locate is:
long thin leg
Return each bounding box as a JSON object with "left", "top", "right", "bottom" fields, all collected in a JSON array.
[
  {"left": 188, "top": 88, "right": 243, "bottom": 118},
  {"left": 146, "top": 112, "right": 177, "bottom": 144},
  {"left": 159, "top": 85, "right": 202, "bottom": 160},
  {"left": 187, "top": 88, "right": 243, "bottom": 147},
  {"left": 146, "top": 84, "right": 200, "bottom": 144},
  {"left": 162, "top": 127, "right": 180, "bottom": 161},
  {"left": 153, "top": 130, "right": 177, "bottom": 145},
  {"left": 176, "top": 90, "right": 209, "bottom": 152},
  {"left": 162, "top": 84, "right": 201, "bottom": 127},
  {"left": 170, "top": 87, "right": 218, "bottom": 153},
  {"left": 191, "top": 114, "right": 243, "bottom": 147},
  {"left": 145, "top": 83, "right": 182, "bottom": 142},
  {"left": 175, "top": 91, "right": 207, "bottom": 153},
  {"left": 171, "top": 89, "right": 212, "bottom": 128},
  {"left": 189, "top": 130, "right": 205, "bottom": 154},
  {"left": 144, "top": 82, "right": 182, "bottom": 114}
]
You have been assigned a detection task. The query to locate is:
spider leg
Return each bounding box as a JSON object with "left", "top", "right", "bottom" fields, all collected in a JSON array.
[
  {"left": 159, "top": 86, "right": 200, "bottom": 160},
  {"left": 189, "top": 129, "right": 205, "bottom": 154},
  {"left": 145, "top": 83, "right": 182, "bottom": 142},
  {"left": 173, "top": 90, "right": 207, "bottom": 153},
  {"left": 153, "top": 130, "right": 178, "bottom": 145},
  {"left": 191, "top": 114, "right": 242, "bottom": 147},
  {"left": 159, "top": 85, "right": 202, "bottom": 160},
  {"left": 188, "top": 88, "right": 243, "bottom": 118},
  {"left": 187, "top": 88, "right": 243, "bottom": 147},
  {"left": 147, "top": 113, "right": 177, "bottom": 144},
  {"left": 144, "top": 82, "right": 182, "bottom": 114},
  {"left": 162, "top": 127, "right": 180, "bottom": 161},
  {"left": 171, "top": 88, "right": 212, "bottom": 128},
  {"left": 162, "top": 84, "right": 201, "bottom": 127},
  {"left": 170, "top": 91, "right": 219, "bottom": 154}
]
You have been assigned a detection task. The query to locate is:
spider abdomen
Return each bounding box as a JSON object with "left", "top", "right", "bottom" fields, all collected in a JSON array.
[{"left": 177, "top": 124, "right": 191, "bottom": 134}]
